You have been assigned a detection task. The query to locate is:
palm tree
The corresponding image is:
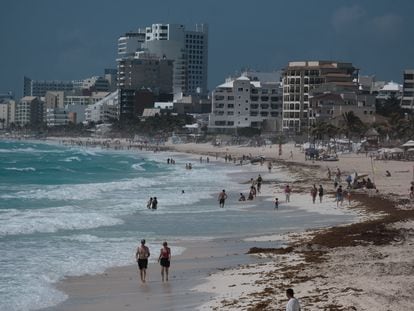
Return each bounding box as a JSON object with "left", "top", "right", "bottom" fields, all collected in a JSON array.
[{"left": 342, "top": 111, "right": 365, "bottom": 148}]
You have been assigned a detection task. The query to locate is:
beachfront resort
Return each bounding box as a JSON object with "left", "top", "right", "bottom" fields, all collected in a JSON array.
[{"left": 1, "top": 4, "right": 414, "bottom": 311}]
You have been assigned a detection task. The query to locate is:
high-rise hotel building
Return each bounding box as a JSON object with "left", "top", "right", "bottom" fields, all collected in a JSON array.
[
  {"left": 282, "top": 61, "right": 358, "bottom": 133},
  {"left": 117, "top": 23, "right": 208, "bottom": 97},
  {"left": 401, "top": 69, "right": 414, "bottom": 110}
]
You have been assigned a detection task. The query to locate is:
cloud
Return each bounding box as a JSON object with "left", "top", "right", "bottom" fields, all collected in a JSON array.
[
  {"left": 332, "top": 5, "right": 365, "bottom": 33},
  {"left": 367, "top": 14, "right": 403, "bottom": 38}
]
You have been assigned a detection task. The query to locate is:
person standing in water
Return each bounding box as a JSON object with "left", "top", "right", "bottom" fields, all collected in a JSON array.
[
  {"left": 310, "top": 184, "right": 317, "bottom": 204},
  {"left": 284, "top": 185, "right": 292, "bottom": 203},
  {"left": 318, "top": 185, "right": 324, "bottom": 203},
  {"left": 218, "top": 189, "right": 228, "bottom": 208},
  {"left": 257, "top": 174, "right": 263, "bottom": 194},
  {"left": 158, "top": 241, "right": 171, "bottom": 282},
  {"left": 135, "top": 239, "right": 150, "bottom": 283},
  {"left": 151, "top": 197, "right": 158, "bottom": 210},
  {"left": 147, "top": 197, "right": 153, "bottom": 209}
]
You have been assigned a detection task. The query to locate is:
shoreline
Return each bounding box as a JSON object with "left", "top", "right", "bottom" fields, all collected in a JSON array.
[
  {"left": 40, "top": 139, "right": 361, "bottom": 311},
  {"left": 4, "top": 137, "right": 414, "bottom": 310}
]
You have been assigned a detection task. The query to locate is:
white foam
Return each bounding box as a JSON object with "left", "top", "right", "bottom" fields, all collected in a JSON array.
[
  {"left": 132, "top": 163, "right": 145, "bottom": 171},
  {"left": 0, "top": 207, "right": 124, "bottom": 236},
  {"left": 1, "top": 177, "right": 162, "bottom": 201},
  {"left": 4, "top": 167, "right": 36, "bottom": 172},
  {"left": 60, "top": 156, "right": 81, "bottom": 162}
]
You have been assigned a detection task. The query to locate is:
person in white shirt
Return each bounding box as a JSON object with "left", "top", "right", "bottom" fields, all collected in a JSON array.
[{"left": 286, "top": 288, "right": 301, "bottom": 311}]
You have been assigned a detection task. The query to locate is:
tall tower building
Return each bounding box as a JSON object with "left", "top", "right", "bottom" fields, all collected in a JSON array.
[
  {"left": 401, "top": 69, "right": 414, "bottom": 110},
  {"left": 117, "top": 23, "right": 208, "bottom": 98},
  {"left": 282, "top": 61, "right": 358, "bottom": 133}
]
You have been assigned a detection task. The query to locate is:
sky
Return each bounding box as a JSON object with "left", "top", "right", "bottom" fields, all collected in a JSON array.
[{"left": 1, "top": 0, "right": 414, "bottom": 98}]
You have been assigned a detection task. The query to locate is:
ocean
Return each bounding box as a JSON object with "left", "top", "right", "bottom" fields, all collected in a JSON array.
[{"left": 0, "top": 140, "right": 355, "bottom": 311}]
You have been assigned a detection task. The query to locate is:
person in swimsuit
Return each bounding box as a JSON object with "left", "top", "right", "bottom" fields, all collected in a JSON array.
[
  {"left": 151, "top": 197, "right": 158, "bottom": 210},
  {"left": 158, "top": 241, "right": 171, "bottom": 282},
  {"left": 135, "top": 239, "right": 150, "bottom": 283},
  {"left": 218, "top": 189, "right": 227, "bottom": 208}
]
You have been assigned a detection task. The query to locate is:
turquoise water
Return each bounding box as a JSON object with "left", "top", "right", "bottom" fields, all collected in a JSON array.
[{"left": 0, "top": 140, "right": 355, "bottom": 311}]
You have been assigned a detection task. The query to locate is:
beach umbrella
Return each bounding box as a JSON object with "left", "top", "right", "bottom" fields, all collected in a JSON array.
[
  {"left": 407, "top": 148, "right": 414, "bottom": 152},
  {"left": 390, "top": 148, "right": 404, "bottom": 153},
  {"left": 401, "top": 140, "right": 414, "bottom": 147}
]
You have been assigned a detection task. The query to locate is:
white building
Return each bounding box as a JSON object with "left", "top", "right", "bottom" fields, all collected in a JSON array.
[
  {"left": 85, "top": 91, "right": 119, "bottom": 123},
  {"left": 0, "top": 99, "right": 16, "bottom": 128},
  {"left": 208, "top": 73, "right": 282, "bottom": 133},
  {"left": 15, "top": 96, "right": 44, "bottom": 126},
  {"left": 118, "top": 23, "right": 208, "bottom": 97},
  {"left": 376, "top": 81, "right": 403, "bottom": 103}
]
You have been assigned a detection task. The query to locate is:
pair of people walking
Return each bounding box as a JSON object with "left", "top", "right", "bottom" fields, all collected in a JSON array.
[{"left": 135, "top": 240, "right": 171, "bottom": 283}]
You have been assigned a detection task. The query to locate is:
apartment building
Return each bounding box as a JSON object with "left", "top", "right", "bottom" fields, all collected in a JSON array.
[
  {"left": 118, "top": 23, "right": 208, "bottom": 97},
  {"left": 401, "top": 69, "right": 414, "bottom": 109},
  {"left": 309, "top": 87, "right": 376, "bottom": 128},
  {"left": 117, "top": 52, "right": 173, "bottom": 95},
  {"left": 85, "top": 91, "right": 119, "bottom": 123},
  {"left": 15, "top": 96, "right": 43, "bottom": 126},
  {"left": 282, "top": 61, "right": 358, "bottom": 133},
  {"left": 208, "top": 72, "right": 282, "bottom": 133},
  {"left": 24, "top": 77, "right": 74, "bottom": 97}
]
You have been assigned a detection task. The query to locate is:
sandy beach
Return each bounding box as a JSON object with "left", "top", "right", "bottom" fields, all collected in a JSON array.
[{"left": 41, "top": 139, "right": 414, "bottom": 311}]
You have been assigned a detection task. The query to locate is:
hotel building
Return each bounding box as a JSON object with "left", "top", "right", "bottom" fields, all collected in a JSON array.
[
  {"left": 282, "top": 61, "right": 358, "bottom": 133},
  {"left": 117, "top": 23, "right": 208, "bottom": 97},
  {"left": 208, "top": 72, "right": 282, "bottom": 133}
]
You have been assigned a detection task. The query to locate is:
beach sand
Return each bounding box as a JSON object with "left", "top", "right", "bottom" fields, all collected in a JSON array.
[{"left": 44, "top": 140, "right": 414, "bottom": 310}]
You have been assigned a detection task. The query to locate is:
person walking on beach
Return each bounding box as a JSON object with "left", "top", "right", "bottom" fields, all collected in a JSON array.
[
  {"left": 274, "top": 197, "right": 279, "bottom": 209},
  {"left": 285, "top": 288, "right": 301, "bottom": 311},
  {"left": 310, "top": 184, "right": 317, "bottom": 204},
  {"left": 318, "top": 185, "right": 324, "bottom": 203},
  {"left": 218, "top": 189, "right": 228, "bottom": 208},
  {"left": 284, "top": 185, "right": 291, "bottom": 203},
  {"left": 135, "top": 239, "right": 150, "bottom": 283},
  {"left": 158, "top": 241, "right": 171, "bottom": 282}
]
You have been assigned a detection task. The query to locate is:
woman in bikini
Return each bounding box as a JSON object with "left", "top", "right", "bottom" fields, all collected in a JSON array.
[{"left": 158, "top": 241, "right": 171, "bottom": 282}]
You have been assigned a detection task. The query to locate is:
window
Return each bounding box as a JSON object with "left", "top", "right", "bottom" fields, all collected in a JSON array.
[
  {"left": 262, "top": 89, "right": 268, "bottom": 94},
  {"left": 261, "top": 96, "right": 269, "bottom": 101},
  {"left": 251, "top": 96, "right": 259, "bottom": 102},
  {"left": 250, "top": 111, "right": 258, "bottom": 116},
  {"left": 238, "top": 87, "right": 244, "bottom": 92},
  {"left": 250, "top": 104, "right": 259, "bottom": 109},
  {"left": 271, "top": 112, "right": 279, "bottom": 117},
  {"left": 227, "top": 104, "right": 234, "bottom": 108},
  {"left": 215, "top": 121, "right": 226, "bottom": 126},
  {"left": 260, "top": 111, "right": 268, "bottom": 117},
  {"left": 270, "top": 96, "right": 279, "bottom": 102},
  {"left": 227, "top": 96, "right": 234, "bottom": 100}
]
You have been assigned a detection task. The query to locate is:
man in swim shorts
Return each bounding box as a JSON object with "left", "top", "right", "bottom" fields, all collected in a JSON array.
[
  {"left": 218, "top": 189, "right": 228, "bottom": 208},
  {"left": 135, "top": 239, "right": 150, "bottom": 283}
]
